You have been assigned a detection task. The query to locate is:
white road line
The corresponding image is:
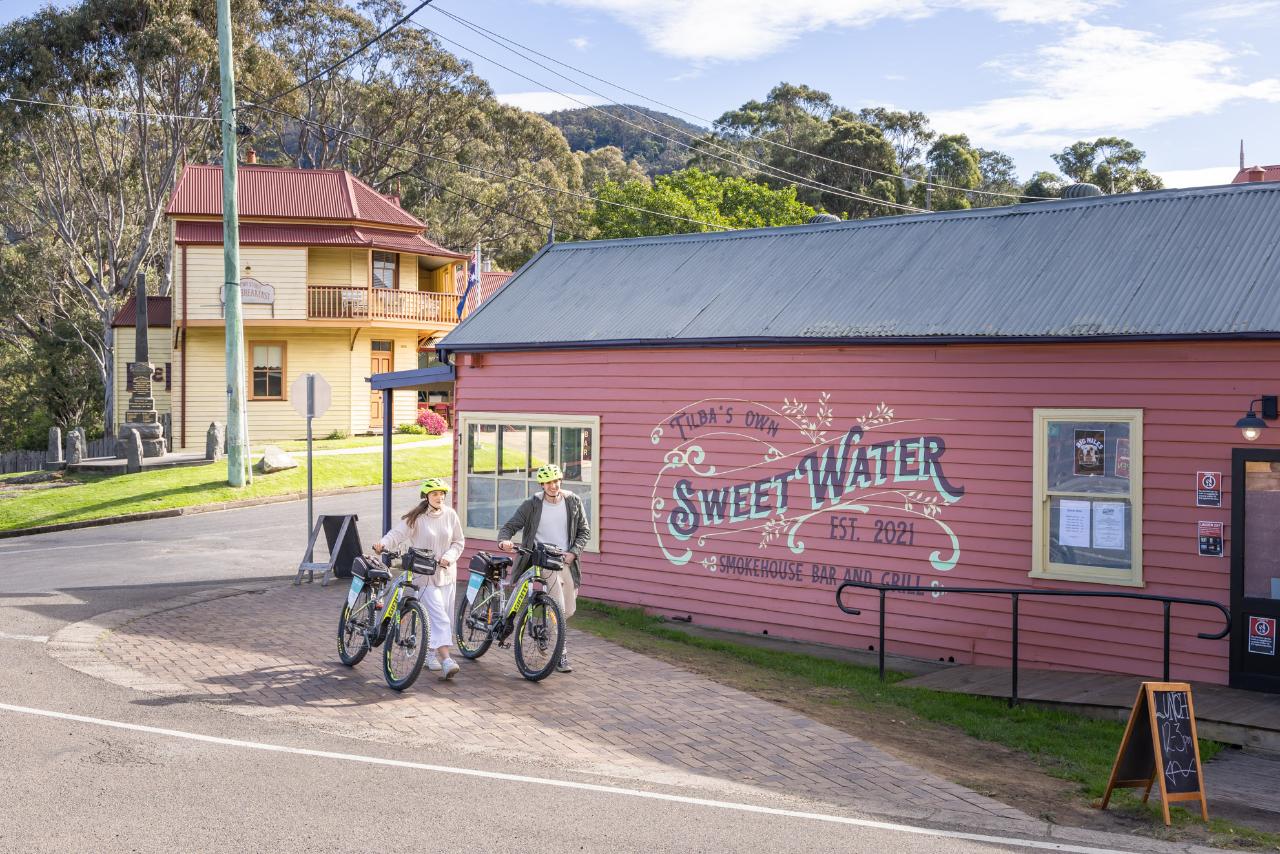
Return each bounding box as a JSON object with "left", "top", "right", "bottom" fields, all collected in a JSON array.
[
  {"left": 0, "top": 633, "right": 48, "bottom": 643},
  {"left": 0, "top": 540, "right": 146, "bottom": 556},
  {"left": 0, "top": 701, "right": 1133, "bottom": 854}
]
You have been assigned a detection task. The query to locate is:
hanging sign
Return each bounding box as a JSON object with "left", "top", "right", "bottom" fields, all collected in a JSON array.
[
  {"left": 1249, "top": 616, "right": 1277, "bottom": 656},
  {"left": 1195, "top": 471, "right": 1222, "bottom": 508},
  {"left": 1100, "top": 682, "right": 1208, "bottom": 826},
  {"left": 1197, "top": 521, "right": 1224, "bottom": 557}
]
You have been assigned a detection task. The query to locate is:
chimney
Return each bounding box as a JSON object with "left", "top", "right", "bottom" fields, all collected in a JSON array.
[
  {"left": 1246, "top": 166, "right": 1267, "bottom": 183},
  {"left": 243, "top": 147, "right": 257, "bottom": 165}
]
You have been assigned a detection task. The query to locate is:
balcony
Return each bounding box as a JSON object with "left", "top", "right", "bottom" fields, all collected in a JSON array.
[{"left": 307, "top": 285, "right": 461, "bottom": 325}]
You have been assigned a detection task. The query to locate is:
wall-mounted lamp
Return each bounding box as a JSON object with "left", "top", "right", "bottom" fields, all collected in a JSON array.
[{"left": 1236, "top": 395, "right": 1278, "bottom": 441}]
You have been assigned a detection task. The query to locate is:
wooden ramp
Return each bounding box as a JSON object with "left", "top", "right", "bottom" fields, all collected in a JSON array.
[{"left": 901, "top": 665, "right": 1280, "bottom": 751}]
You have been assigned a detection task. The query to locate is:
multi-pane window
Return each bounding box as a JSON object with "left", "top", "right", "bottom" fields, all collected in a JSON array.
[
  {"left": 250, "top": 342, "right": 285, "bottom": 400},
  {"left": 372, "top": 251, "right": 397, "bottom": 289},
  {"left": 1031, "top": 409, "right": 1143, "bottom": 586},
  {"left": 458, "top": 413, "right": 599, "bottom": 550}
]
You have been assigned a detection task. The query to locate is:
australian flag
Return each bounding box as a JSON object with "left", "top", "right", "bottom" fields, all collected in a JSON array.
[{"left": 457, "top": 245, "right": 480, "bottom": 319}]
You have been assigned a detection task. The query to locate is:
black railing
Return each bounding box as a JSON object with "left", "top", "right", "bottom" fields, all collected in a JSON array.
[{"left": 835, "top": 581, "right": 1231, "bottom": 707}]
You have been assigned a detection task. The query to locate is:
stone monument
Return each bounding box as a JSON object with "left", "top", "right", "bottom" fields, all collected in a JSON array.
[
  {"left": 123, "top": 427, "right": 143, "bottom": 474},
  {"left": 117, "top": 273, "right": 166, "bottom": 459},
  {"left": 205, "top": 422, "right": 226, "bottom": 461},
  {"left": 44, "top": 426, "right": 64, "bottom": 470},
  {"left": 65, "top": 430, "right": 84, "bottom": 465}
]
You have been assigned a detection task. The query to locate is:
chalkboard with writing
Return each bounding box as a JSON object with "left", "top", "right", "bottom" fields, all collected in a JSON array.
[{"left": 1100, "top": 682, "right": 1208, "bottom": 826}]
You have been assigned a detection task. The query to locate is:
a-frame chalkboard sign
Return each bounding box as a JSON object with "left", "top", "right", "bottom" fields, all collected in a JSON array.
[{"left": 1100, "top": 681, "right": 1208, "bottom": 826}]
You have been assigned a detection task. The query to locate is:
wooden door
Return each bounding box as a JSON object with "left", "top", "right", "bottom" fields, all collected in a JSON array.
[{"left": 370, "top": 341, "right": 393, "bottom": 429}]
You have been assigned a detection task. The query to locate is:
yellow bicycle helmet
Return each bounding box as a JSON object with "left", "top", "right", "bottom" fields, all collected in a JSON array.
[
  {"left": 534, "top": 464, "right": 563, "bottom": 483},
  {"left": 420, "top": 476, "right": 451, "bottom": 495}
]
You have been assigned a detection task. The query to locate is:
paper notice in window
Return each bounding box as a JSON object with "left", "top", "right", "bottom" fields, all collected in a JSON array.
[
  {"left": 1059, "top": 499, "right": 1092, "bottom": 548},
  {"left": 1093, "top": 502, "right": 1126, "bottom": 550}
]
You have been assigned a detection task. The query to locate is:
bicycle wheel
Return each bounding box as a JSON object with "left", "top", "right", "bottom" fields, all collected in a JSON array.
[
  {"left": 337, "top": 586, "right": 372, "bottom": 666},
  {"left": 454, "top": 579, "right": 498, "bottom": 660},
  {"left": 383, "top": 599, "right": 428, "bottom": 691},
  {"left": 513, "top": 592, "right": 564, "bottom": 682}
]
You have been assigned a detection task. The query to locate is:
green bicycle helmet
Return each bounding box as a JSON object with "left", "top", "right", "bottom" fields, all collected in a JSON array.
[
  {"left": 420, "top": 476, "right": 451, "bottom": 494},
  {"left": 534, "top": 464, "right": 563, "bottom": 484}
]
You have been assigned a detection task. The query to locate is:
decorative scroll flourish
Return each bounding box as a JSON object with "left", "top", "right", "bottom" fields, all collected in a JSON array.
[{"left": 781, "top": 392, "right": 833, "bottom": 445}]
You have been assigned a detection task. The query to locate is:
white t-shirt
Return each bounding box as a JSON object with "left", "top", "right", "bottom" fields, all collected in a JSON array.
[{"left": 535, "top": 496, "right": 569, "bottom": 550}]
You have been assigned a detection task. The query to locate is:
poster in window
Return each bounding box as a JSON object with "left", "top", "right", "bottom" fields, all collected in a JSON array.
[
  {"left": 1074, "top": 429, "right": 1105, "bottom": 476},
  {"left": 1093, "top": 502, "right": 1126, "bottom": 550},
  {"left": 1059, "top": 499, "right": 1092, "bottom": 548},
  {"left": 1115, "top": 437, "right": 1130, "bottom": 479}
]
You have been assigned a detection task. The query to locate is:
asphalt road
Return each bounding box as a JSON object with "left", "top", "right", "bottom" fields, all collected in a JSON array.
[{"left": 0, "top": 492, "right": 1168, "bottom": 853}]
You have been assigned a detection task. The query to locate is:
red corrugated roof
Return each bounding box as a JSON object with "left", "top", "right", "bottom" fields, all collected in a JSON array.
[
  {"left": 479, "top": 270, "right": 512, "bottom": 300},
  {"left": 167, "top": 164, "right": 425, "bottom": 229},
  {"left": 1232, "top": 165, "right": 1280, "bottom": 183},
  {"left": 174, "top": 221, "right": 467, "bottom": 259},
  {"left": 112, "top": 295, "right": 172, "bottom": 328}
]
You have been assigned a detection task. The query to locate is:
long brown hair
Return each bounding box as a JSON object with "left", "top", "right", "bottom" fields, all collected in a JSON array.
[{"left": 402, "top": 497, "right": 433, "bottom": 530}]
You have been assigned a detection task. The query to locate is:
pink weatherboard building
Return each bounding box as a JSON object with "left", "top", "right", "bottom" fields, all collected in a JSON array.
[{"left": 416, "top": 181, "right": 1280, "bottom": 693}]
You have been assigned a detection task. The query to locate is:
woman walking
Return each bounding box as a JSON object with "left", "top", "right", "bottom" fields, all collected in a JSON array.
[{"left": 375, "top": 477, "right": 465, "bottom": 680}]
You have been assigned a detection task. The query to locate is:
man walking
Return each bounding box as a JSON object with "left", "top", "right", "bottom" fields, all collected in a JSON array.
[{"left": 498, "top": 463, "right": 589, "bottom": 672}]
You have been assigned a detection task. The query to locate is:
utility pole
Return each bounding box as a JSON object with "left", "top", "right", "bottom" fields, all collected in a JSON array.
[{"left": 217, "top": 0, "right": 248, "bottom": 486}]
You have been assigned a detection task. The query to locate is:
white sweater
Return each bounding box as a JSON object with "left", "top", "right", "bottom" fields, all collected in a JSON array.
[{"left": 378, "top": 507, "right": 465, "bottom": 586}]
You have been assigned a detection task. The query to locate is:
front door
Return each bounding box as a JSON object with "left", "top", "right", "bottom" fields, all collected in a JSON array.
[
  {"left": 370, "top": 340, "right": 393, "bottom": 429},
  {"left": 1230, "top": 448, "right": 1280, "bottom": 692}
]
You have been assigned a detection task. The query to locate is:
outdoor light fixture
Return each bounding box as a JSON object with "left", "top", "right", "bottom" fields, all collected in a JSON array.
[{"left": 1236, "top": 395, "right": 1279, "bottom": 441}]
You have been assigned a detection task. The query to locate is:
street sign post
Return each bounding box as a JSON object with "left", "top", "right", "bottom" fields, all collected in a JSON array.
[{"left": 291, "top": 372, "right": 332, "bottom": 559}]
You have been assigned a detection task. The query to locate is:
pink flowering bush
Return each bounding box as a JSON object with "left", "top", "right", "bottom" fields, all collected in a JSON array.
[{"left": 416, "top": 409, "right": 448, "bottom": 435}]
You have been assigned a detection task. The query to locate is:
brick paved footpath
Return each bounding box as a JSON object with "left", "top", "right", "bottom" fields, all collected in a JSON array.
[{"left": 66, "top": 583, "right": 1031, "bottom": 827}]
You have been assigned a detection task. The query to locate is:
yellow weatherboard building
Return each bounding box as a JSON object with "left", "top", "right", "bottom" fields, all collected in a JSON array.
[{"left": 113, "top": 163, "right": 471, "bottom": 450}]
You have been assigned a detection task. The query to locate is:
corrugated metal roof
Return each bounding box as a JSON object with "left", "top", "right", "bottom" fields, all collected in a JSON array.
[
  {"left": 167, "top": 164, "right": 425, "bottom": 229},
  {"left": 442, "top": 182, "right": 1280, "bottom": 351},
  {"left": 174, "top": 221, "right": 466, "bottom": 259},
  {"left": 112, "top": 296, "right": 172, "bottom": 328}
]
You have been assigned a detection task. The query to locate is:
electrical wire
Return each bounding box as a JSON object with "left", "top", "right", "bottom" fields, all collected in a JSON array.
[
  {"left": 0, "top": 94, "right": 216, "bottom": 122},
  {"left": 410, "top": 20, "right": 923, "bottom": 214},
  {"left": 256, "top": 0, "right": 438, "bottom": 107},
  {"left": 242, "top": 99, "right": 732, "bottom": 231},
  {"left": 430, "top": 4, "right": 1051, "bottom": 202}
]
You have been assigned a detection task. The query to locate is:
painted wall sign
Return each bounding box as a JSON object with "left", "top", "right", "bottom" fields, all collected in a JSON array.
[
  {"left": 220, "top": 277, "right": 276, "bottom": 305},
  {"left": 1248, "top": 616, "right": 1276, "bottom": 656},
  {"left": 1197, "top": 521, "right": 1224, "bottom": 557},
  {"left": 650, "top": 396, "right": 965, "bottom": 592},
  {"left": 1195, "top": 471, "right": 1222, "bottom": 508}
]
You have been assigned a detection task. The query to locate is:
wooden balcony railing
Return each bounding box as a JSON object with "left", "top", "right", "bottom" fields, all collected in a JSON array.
[{"left": 307, "top": 285, "right": 460, "bottom": 324}]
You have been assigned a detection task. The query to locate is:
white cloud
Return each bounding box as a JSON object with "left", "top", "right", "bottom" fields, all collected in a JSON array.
[
  {"left": 547, "top": 0, "right": 1106, "bottom": 61},
  {"left": 570, "top": 36, "right": 590, "bottom": 50},
  {"left": 932, "top": 24, "right": 1280, "bottom": 150},
  {"left": 496, "top": 91, "right": 608, "bottom": 113},
  {"left": 1186, "top": 1, "right": 1280, "bottom": 21},
  {"left": 1158, "top": 165, "right": 1240, "bottom": 188}
]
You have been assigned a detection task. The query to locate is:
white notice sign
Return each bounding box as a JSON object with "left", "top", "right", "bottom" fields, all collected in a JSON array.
[
  {"left": 1093, "top": 502, "right": 1126, "bottom": 550},
  {"left": 1060, "top": 499, "right": 1092, "bottom": 548}
]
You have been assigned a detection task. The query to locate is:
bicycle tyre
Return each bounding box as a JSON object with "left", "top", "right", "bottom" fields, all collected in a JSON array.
[
  {"left": 454, "top": 578, "right": 497, "bottom": 660},
  {"left": 383, "top": 599, "right": 428, "bottom": 691},
  {"left": 337, "top": 586, "right": 372, "bottom": 666},
  {"left": 513, "top": 592, "right": 564, "bottom": 682}
]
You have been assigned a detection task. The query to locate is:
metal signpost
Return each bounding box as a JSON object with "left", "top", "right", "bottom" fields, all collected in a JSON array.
[{"left": 291, "top": 372, "right": 332, "bottom": 559}]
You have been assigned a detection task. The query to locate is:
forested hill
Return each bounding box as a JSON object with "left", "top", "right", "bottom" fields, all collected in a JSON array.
[{"left": 543, "top": 105, "right": 703, "bottom": 175}]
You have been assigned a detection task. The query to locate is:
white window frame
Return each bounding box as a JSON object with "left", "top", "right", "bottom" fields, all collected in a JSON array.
[
  {"left": 456, "top": 411, "right": 600, "bottom": 552},
  {"left": 1031, "top": 408, "right": 1143, "bottom": 587}
]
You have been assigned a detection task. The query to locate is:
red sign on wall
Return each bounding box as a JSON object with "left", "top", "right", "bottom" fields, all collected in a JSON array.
[
  {"left": 1249, "top": 616, "right": 1276, "bottom": 656},
  {"left": 1196, "top": 471, "right": 1222, "bottom": 508}
]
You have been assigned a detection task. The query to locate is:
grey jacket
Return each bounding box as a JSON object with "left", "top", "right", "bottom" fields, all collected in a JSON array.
[{"left": 497, "top": 491, "right": 589, "bottom": 588}]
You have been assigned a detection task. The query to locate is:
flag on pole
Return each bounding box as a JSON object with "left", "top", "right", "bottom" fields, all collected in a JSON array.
[{"left": 457, "top": 243, "right": 480, "bottom": 319}]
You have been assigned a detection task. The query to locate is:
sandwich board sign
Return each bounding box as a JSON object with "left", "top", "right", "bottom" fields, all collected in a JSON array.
[{"left": 1100, "top": 682, "right": 1208, "bottom": 826}]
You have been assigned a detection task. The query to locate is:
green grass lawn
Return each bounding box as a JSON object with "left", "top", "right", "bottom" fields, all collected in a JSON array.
[
  {"left": 252, "top": 433, "right": 440, "bottom": 453},
  {"left": 0, "top": 444, "right": 452, "bottom": 531}
]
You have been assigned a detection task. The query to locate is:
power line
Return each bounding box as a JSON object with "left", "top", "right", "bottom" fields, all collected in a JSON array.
[
  {"left": 0, "top": 95, "right": 215, "bottom": 122},
  {"left": 257, "top": 0, "right": 438, "bottom": 107},
  {"left": 412, "top": 20, "right": 923, "bottom": 214},
  {"left": 241, "top": 99, "right": 731, "bottom": 231},
  {"left": 430, "top": 4, "right": 1050, "bottom": 203}
]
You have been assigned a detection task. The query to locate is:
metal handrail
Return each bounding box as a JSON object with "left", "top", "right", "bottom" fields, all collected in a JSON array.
[{"left": 835, "top": 580, "right": 1231, "bottom": 707}]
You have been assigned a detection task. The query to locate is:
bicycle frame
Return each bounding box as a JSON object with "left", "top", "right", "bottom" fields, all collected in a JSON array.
[
  {"left": 469, "top": 565, "right": 552, "bottom": 644},
  {"left": 347, "top": 567, "right": 420, "bottom": 646}
]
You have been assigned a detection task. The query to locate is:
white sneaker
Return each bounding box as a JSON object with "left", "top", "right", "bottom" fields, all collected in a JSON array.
[
  {"left": 441, "top": 658, "right": 460, "bottom": 680},
  {"left": 426, "top": 658, "right": 442, "bottom": 672}
]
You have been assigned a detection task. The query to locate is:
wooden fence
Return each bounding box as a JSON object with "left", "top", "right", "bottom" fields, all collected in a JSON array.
[{"left": 0, "top": 436, "right": 117, "bottom": 476}]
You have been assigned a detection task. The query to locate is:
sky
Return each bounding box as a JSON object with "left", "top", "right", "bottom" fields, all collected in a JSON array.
[{"left": 4, "top": 0, "right": 1279, "bottom": 187}]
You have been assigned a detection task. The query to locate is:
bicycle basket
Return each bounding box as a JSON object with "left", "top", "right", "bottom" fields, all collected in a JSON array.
[
  {"left": 469, "top": 551, "right": 511, "bottom": 579},
  {"left": 405, "top": 547, "right": 437, "bottom": 575}
]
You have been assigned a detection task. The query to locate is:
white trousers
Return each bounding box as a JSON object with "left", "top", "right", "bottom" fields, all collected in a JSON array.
[
  {"left": 420, "top": 581, "right": 456, "bottom": 653},
  {"left": 543, "top": 566, "right": 577, "bottom": 620}
]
